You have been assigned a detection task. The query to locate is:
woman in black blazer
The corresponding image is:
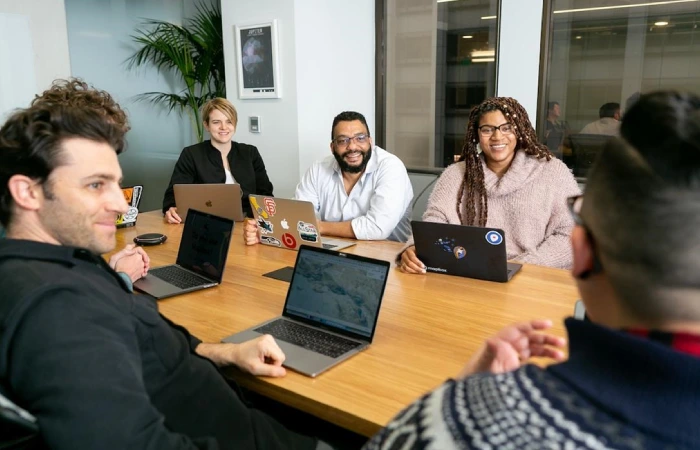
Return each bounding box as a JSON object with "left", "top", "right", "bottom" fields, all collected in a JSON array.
[{"left": 162, "top": 98, "right": 274, "bottom": 223}]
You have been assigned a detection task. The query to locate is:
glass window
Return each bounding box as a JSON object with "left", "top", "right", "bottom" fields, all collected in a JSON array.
[
  {"left": 542, "top": 0, "right": 700, "bottom": 178},
  {"left": 383, "top": 0, "right": 499, "bottom": 169}
]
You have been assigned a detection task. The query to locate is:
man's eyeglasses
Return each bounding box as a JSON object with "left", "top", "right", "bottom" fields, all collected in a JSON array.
[
  {"left": 477, "top": 123, "right": 515, "bottom": 136},
  {"left": 332, "top": 134, "right": 369, "bottom": 147},
  {"left": 567, "top": 194, "right": 603, "bottom": 278}
]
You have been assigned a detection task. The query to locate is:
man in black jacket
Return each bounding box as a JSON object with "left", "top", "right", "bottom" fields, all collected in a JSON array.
[{"left": 0, "top": 94, "right": 322, "bottom": 449}]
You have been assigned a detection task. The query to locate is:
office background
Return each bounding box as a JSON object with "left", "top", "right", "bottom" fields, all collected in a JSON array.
[{"left": 1, "top": 0, "right": 698, "bottom": 212}]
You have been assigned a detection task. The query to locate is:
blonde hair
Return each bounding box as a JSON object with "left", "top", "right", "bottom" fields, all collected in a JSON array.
[{"left": 202, "top": 98, "right": 238, "bottom": 127}]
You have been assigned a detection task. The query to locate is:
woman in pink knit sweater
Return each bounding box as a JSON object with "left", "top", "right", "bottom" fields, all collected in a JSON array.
[{"left": 400, "top": 97, "right": 580, "bottom": 271}]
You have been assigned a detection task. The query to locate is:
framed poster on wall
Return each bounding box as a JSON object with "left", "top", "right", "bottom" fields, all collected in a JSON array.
[{"left": 234, "top": 20, "right": 281, "bottom": 99}]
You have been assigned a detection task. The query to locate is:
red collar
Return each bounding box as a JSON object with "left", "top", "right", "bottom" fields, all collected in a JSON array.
[{"left": 626, "top": 329, "right": 700, "bottom": 357}]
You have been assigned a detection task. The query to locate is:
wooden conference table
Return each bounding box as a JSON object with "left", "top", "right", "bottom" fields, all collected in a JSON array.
[{"left": 114, "top": 211, "right": 580, "bottom": 437}]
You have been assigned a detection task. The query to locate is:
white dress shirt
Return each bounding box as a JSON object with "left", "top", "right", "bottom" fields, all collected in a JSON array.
[
  {"left": 295, "top": 146, "right": 413, "bottom": 242},
  {"left": 224, "top": 168, "right": 235, "bottom": 184}
]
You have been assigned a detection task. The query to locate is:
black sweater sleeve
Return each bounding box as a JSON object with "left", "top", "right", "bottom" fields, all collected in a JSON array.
[
  {"left": 163, "top": 148, "right": 198, "bottom": 214},
  {"left": 7, "top": 286, "right": 217, "bottom": 450},
  {"left": 251, "top": 145, "right": 274, "bottom": 196}
]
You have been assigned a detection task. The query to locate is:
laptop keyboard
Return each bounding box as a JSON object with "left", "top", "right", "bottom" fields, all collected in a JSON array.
[
  {"left": 254, "top": 319, "right": 361, "bottom": 358},
  {"left": 149, "top": 266, "right": 213, "bottom": 290}
]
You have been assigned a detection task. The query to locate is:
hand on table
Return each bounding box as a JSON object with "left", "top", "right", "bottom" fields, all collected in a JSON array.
[
  {"left": 165, "top": 207, "right": 182, "bottom": 224},
  {"left": 398, "top": 246, "right": 426, "bottom": 274},
  {"left": 243, "top": 218, "right": 260, "bottom": 245},
  {"left": 109, "top": 244, "right": 150, "bottom": 282}
]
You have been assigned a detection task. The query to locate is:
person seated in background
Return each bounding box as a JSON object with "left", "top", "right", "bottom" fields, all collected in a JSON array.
[
  {"left": 0, "top": 98, "right": 325, "bottom": 449},
  {"left": 580, "top": 102, "right": 621, "bottom": 136},
  {"left": 243, "top": 111, "right": 413, "bottom": 244},
  {"left": 544, "top": 100, "right": 570, "bottom": 157},
  {"left": 400, "top": 97, "right": 580, "bottom": 272},
  {"left": 30, "top": 77, "right": 148, "bottom": 284},
  {"left": 162, "top": 97, "right": 274, "bottom": 223},
  {"left": 366, "top": 91, "right": 700, "bottom": 450}
]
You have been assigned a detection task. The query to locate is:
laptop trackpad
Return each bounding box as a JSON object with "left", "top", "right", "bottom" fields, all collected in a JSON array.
[
  {"left": 223, "top": 328, "right": 337, "bottom": 377},
  {"left": 262, "top": 266, "right": 294, "bottom": 283},
  {"left": 133, "top": 274, "right": 181, "bottom": 298}
]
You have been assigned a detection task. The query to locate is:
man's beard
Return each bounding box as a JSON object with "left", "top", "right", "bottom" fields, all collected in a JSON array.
[{"left": 333, "top": 147, "right": 372, "bottom": 174}]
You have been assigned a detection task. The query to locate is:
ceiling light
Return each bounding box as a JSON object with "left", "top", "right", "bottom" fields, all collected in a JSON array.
[
  {"left": 471, "top": 50, "right": 495, "bottom": 58},
  {"left": 481, "top": 15, "right": 497, "bottom": 20},
  {"left": 554, "top": 0, "right": 698, "bottom": 15},
  {"left": 575, "top": 35, "right": 582, "bottom": 39},
  {"left": 471, "top": 57, "right": 495, "bottom": 63},
  {"left": 462, "top": 35, "right": 474, "bottom": 39},
  {"left": 655, "top": 20, "right": 669, "bottom": 25}
]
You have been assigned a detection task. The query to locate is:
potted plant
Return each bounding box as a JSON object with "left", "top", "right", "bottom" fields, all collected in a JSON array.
[{"left": 125, "top": 1, "right": 225, "bottom": 142}]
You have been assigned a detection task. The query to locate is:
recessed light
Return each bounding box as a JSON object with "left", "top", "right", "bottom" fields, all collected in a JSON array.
[
  {"left": 462, "top": 35, "right": 473, "bottom": 39},
  {"left": 481, "top": 15, "right": 497, "bottom": 20},
  {"left": 655, "top": 21, "right": 669, "bottom": 26},
  {"left": 575, "top": 35, "right": 582, "bottom": 39}
]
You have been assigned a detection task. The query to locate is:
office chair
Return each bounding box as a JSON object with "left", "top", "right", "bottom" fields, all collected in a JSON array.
[
  {"left": 0, "top": 392, "right": 41, "bottom": 450},
  {"left": 568, "top": 134, "right": 613, "bottom": 178}
]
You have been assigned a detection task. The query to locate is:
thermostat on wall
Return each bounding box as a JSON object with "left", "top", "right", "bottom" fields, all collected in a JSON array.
[{"left": 249, "top": 116, "right": 261, "bottom": 133}]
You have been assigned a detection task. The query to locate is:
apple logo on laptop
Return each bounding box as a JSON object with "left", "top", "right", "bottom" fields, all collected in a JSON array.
[
  {"left": 281, "top": 219, "right": 289, "bottom": 230},
  {"left": 205, "top": 200, "right": 213, "bottom": 207}
]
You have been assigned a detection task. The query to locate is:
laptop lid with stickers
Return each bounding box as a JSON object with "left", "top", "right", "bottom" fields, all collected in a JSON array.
[
  {"left": 411, "top": 221, "right": 522, "bottom": 282},
  {"left": 116, "top": 185, "right": 143, "bottom": 228},
  {"left": 248, "top": 195, "right": 355, "bottom": 251}
]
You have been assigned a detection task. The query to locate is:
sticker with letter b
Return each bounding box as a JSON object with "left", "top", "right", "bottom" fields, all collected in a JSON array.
[
  {"left": 282, "top": 233, "right": 297, "bottom": 249},
  {"left": 485, "top": 230, "right": 503, "bottom": 245}
]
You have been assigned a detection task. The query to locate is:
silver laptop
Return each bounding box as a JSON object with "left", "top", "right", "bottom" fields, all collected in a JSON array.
[
  {"left": 133, "top": 209, "right": 234, "bottom": 299},
  {"left": 223, "top": 245, "right": 390, "bottom": 377},
  {"left": 174, "top": 183, "right": 245, "bottom": 221},
  {"left": 249, "top": 195, "right": 355, "bottom": 251}
]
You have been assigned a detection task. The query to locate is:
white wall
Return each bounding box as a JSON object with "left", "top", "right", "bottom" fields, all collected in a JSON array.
[
  {"left": 0, "top": 0, "right": 71, "bottom": 120},
  {"left": 294, "top": 0, "right": 375, "bottom": 179},
  {"left": 222, "top": 0, "right": 300, "bottom": 198},
  {"left": 222, "top": 0, "right": 375, "bottom": 198}
]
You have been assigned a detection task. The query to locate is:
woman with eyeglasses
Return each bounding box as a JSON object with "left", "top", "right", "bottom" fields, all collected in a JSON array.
[
  {"left": 162, "top": 98, "right": 274, "bottom": 223},
  {"left": 399, "top": 97, "right": 580, "bottom": 272}
]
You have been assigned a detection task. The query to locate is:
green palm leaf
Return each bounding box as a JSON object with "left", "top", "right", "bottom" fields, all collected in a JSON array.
[{"left": 125, "top": 0, "right": 225, "bottom": 142}]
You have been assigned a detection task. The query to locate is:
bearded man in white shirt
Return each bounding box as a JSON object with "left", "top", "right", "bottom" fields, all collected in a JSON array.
[{"left": 244, "top": 111, "right": 413, "bottom": 244}]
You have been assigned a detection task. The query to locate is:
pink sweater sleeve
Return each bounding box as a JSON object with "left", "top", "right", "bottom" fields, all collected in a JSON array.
[{"left": 512, "top": 164, "right": 581, "bottom": 269}]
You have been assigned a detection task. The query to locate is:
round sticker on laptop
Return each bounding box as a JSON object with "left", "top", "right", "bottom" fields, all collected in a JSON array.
[
  {"left": 453, "top": 246, "right": 466, "bottom": 259},
  {"left": 485, "top": 230, "right": 503, "bottom": 245},
  {"left": 282, "top": 233, "right": 297, "bottom": 249}
]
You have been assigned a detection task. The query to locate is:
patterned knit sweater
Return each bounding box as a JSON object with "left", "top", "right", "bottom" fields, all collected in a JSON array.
[
  {"left": 415, "top": 151, "right": 580, "bottom": 269},
  {"left": 365, "top": 319, "right": 700, "bottom": 450}
]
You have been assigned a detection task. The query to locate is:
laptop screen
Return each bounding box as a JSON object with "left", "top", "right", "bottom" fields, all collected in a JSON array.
[
  {"left": 283, "top": 247, "right": 389, "bottom": 340},
  {"left": 176, "top": 209, "right": 234, "bottom": 282}
]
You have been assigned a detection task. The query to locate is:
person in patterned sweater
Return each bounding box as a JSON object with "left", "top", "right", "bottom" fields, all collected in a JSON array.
[{"left": 365, "top": 91, "right": 700, "bottom": 450}]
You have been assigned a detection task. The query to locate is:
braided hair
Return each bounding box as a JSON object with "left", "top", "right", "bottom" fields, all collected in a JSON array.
[{"left": 456, "top": 97, "right": 553, "bottom": 226}]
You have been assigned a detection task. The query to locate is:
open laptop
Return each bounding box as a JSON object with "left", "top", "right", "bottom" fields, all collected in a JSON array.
[
  {"left": 133, "top": 209, "right": 234, "bottom": 299},
  {"left": 411, "top": 221, "right": 522, "bottom": 282},
  {"left": 249, "top": 195, "right": 355, "bottom": 251},
  {"left": 116, "top": 185, "right": 143, "bottom": 228},
  {"left": 174, "top": 184, "right": 245, "bottom": 221},
  {"left": 223, "top": 245, "right": 390, "bottom": 377}
]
